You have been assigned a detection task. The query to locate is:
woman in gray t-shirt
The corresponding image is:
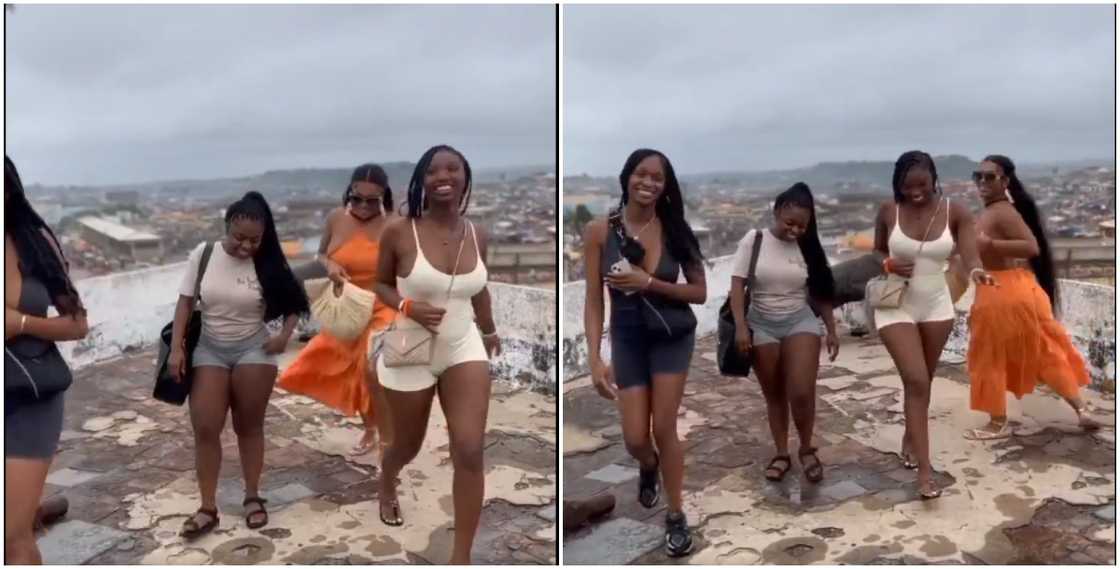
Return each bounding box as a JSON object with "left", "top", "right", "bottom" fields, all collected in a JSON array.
[{"left": 727, "top": 182, "right": 839, "bottom": 484}]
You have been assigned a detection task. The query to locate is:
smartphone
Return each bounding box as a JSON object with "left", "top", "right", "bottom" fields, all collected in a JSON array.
[{"left": 609, "top": 258, "right": 636, "bottom": 295}]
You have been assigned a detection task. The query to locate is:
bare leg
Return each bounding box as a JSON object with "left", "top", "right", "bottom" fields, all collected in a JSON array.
[
  {"left": 650, "top": 371, "right": 687, "bottom": 512},
  {"left": 782, "top": 333, "right": 823, "bottom": 480},
  {"left": 189, "top": 367, "right": 232, "bottom": 512},
  {"left": 378, "top": 385, "right": 435, "bottom": 526},
  {"left": 230, "top": 363, "right": 277, "bottom": 525},
  {"left": 752, "top": 342, "right": 791, "bottom": 479},
  {"left": 5, "top": 458, "right": 51, "bottom": 564},
  {"left": 437, "top": 361, "right": 492, "bottom": 565}
]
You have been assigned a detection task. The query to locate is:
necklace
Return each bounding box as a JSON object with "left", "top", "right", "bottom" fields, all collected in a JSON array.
[{"left": 623, "top": 212, "right": 656, "bottom": 239}]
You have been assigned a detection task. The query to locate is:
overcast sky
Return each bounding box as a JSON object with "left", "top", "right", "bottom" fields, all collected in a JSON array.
[
  {"left": 6, "top": 5, "right": 555, "bottom": 186},
  {"left": 564, "top": 5, "right": 1115, "bottom": 176}
]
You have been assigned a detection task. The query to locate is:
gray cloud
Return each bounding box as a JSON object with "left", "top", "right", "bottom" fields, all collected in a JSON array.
[
  {"left": 7, "top": 4, "right": 556, "bottom": 185},
  {"left": 564, "top": 5, "right": 1114, "bottom": 175}
]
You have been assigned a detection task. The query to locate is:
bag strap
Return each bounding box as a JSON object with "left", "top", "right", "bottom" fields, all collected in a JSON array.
[
  {"left": 914, "top": 198, "right": 943, "bottom": 258},
  {"left": 194, "top": 243, "right": 215, "bottom": 301},
  {"left": 445, "top": 221, "right": 468, "bottom": 300},
  {"left": 745, "top": 230, "right": 764, "bottom": 289}
]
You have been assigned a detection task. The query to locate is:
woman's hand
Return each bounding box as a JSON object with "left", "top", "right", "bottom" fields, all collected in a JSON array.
[
  {"left": 262, "top": 333, "right": 290, "bottom": 355},
  {"left": 326, "top": 259, "right": 350, "bottom": 288},
  {"left": 482, "top": 332, "right": 502, "bottom": 358},
  {"left": 887, "top": 257, "right": 915, "bottom": 278},
  {"left": 590, "top": 357, "right": 617, "bottom": 401},
  {"left": 408, "top": 301, "right": 446, "bottom": 331},
  {"left": 734, "top": 326, "right": 752, "bottom": 355},
  {"left": 169, "top": 347, "right": 187, "bottom": 382},
  {"left": 605, "top": 266, "right": 652, "bottom": 293},
  {"left": 970, "top": 268, "right": 998, "bottom": 287},
  {"left": 825, "top": 331, "right": 840, "bottom": 362}
]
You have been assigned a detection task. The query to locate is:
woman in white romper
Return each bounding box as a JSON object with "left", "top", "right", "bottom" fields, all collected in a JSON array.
[
  {"left": 872, "top": 151, "right": 995, "bottom": 499},
  {"left": 372, "top": 145, "right": 500, "bottom": 564}
]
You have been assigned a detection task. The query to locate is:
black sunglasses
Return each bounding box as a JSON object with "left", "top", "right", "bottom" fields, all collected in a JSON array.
[
  {"left": 348, "top": 194, "right": 382, "bottom": 207},
  {"left": 971, "top": 171, "right": 1002, "bottom": 184}
]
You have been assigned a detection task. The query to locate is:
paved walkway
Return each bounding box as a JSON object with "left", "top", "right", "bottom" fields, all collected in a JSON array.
[
  {"left": 563, "top": 333, "right": 1115, "bottom": 565},
  {"left": 35, "top": 340, "right": 557, "bottom": 564}
]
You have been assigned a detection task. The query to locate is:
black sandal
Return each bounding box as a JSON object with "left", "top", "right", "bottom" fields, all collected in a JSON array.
[
  {"left": 380, "top": 497, "right": 404, "bottom": 527},
  {"left": 799, "top": 447, "right": 824, "bottom": 483},
  {"left": 919, "top": 482, "right": 942, "bottom": 500},
  {"left": 180, "top": 507, "right": 220, "bottom": 538},
  {"left": 243, "top": 497, "right": 268, "bottom": 529},
  {"left": 638, "top": 453, "right": 661, "bottom": 509},
  {"left": 764, "top": 455, "right": 792, "bottom": 481}
]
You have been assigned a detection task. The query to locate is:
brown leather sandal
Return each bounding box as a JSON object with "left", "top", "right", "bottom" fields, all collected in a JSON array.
[
  {"left": 180, "top": 507, "right": 220, "bottom": 538},
  {"left": 764, "top": 455, "right": 792, "bottom": 481},
  {"left": 243, "top": 497, "right": 268, "bottom": 529}
]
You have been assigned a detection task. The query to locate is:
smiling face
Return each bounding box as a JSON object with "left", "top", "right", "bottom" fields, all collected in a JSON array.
[
  {"left": 423, "top": 150, "right": 467, "bottom": 207},
  {"left": 626, "top": 154, "right": 666, "bottom": 208},
  {"left": 900, "top": 166, "right": 936, "bottom": 206},
  {"left": 224, "top": 216, "right": 264, "bottom": 260},
  {"left": 773, "top": 203, "right": 811, "bottom": 242}
]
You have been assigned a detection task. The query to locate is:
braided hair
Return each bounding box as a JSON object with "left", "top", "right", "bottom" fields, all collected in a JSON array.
[
  {"left": 774, "top": 182, "right": 834, "bottom": 302},
  {"left": 616, "top": 148, "right": 704, "bottom": 269},
  {"left": 984, "top": 154, "right": 1060, "bottom": 312},
  {"left": 223, "top": 192, "right": 309, "bottom": 321},
  {"left": 5, "top": 156, "right": 84, "bottom": 316},
  {"left": 343, "top": 163, "right": 393, "bottom": 211},
  {"left": 405, "top": 145, "right": 472, "bottom": 218},
  {"left": 891, "top": 150, "right": 940, "bottom": 203}
]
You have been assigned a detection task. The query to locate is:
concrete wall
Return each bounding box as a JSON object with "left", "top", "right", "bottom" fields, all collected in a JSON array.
[
  {"left": 563, "top": 255, "right": 1117, "bottom": 390},
  {"left": 62, "top": 262, "right": 558, "bottom": 392}
]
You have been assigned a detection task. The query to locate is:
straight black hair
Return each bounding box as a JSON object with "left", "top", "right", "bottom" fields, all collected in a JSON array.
[
  {"left": 5, "top": 156, "right": 84, "bottom": 316},
  {"left": 224, "top": 191, "right": 309, "bottom": 321},
  {"left": 405, "top": 145, "right": 472, "bottom": 218},
  {"left": 616, "top": 148, "right": 704, "bottom": 269},
  {"left": 984, "top": 154, "right": 1060, "bottom": 312},
  {"left": 344, "top": 163, "right": 393, "bottom": 211},
  {"left": 774, "top": 182, "right": 835, "bottom": 302}
]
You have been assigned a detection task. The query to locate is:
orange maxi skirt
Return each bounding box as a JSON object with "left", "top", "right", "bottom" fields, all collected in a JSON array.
[
  {"left": 278, "top": 233, "right": 395, "bottom": 416},
  {"left": 967, "top": 268, "right": 1089, "bottom": 416}
]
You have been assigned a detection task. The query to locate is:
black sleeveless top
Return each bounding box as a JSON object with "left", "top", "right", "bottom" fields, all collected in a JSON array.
[{"left": 601, "top": 226, "right": 690, "bottom": 329}]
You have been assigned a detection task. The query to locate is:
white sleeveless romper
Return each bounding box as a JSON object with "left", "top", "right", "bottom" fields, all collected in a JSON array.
[
  {"left": 874, "top": 198, "right": 956, "bottom": 329},
  {"left": 376, "top": 220, "right": 490, "bottom": 391}
]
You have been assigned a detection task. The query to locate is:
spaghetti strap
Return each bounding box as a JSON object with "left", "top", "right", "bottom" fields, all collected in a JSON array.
[
  {"left": 468, "top": 220, "right": 479, "bottom": 254},
  {"left": 410, "top": 219, "right": 426, "bottom": 262}
]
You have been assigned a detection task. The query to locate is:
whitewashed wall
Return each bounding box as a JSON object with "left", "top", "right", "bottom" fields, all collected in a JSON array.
[
  {"left": 563, "top": 255, "right": 1117, "bottom": 390},
  {"left": 61, "top": 263, "right": 557, "bottom": 392}
]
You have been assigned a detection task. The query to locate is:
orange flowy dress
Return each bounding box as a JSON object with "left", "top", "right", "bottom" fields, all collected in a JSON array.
[
  {"left": 967, "top": 268, "right": 1089, "bottom": 416},
  {"left": 278, "top": 232, "right": 396, "bottom": 416}
]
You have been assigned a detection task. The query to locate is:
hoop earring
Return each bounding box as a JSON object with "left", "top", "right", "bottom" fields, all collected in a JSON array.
[
  {"left": 346, "top": 203, "right": 353, "bottom": 214},
  {"left": 379, "top": 200, "right": 386, "bottom": 217},
  {"left": 1005, "top": 189, "right": 1015, "bottom": 204}
]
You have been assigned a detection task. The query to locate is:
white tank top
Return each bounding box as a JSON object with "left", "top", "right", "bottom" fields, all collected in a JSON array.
[
  {"left": 888, "top": 198, "right": 954, "bottom": 278},
  {"left": 396, "top": 219, "right": 488, "bottom": 338}
]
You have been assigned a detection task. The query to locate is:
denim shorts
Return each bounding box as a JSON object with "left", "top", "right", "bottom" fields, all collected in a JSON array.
[
  {"left": 747, "top": 304, "right": 822, "bottom": 346},
  {"left": 193, "top": 328, "right": 277, "bottom": 370}
]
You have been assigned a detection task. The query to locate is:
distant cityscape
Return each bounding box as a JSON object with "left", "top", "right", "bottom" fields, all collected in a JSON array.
[
  {"left": 28, "top": 165, "right": 557, "bottom": 289},
  {"left": 563, "top": 157, "right": 1116, "bottom": 284}
]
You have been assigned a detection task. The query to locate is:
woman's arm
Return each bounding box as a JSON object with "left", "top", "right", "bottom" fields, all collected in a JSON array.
[
  {"left": 5, "top": 307, "right": 88, "bottom": 341},
  {"left": 374, "top": 219, "right": 405, "bottom": 311},
  {"left": 951, "top": 201, "right": 997, "bottom": 285},
  {"left": 583, "top": 220, "right": 607, "bottom": 365},
  {"left": 642, "top": 259, "right": 707, "bottom": 304},
  {"left": 984, "top": 206, "right": 1040, "bottom": 259},
  {"left": 873, "top": 201, "right": 891, "bottom": 256},
  {"left": 469, "top": 225, "right": 497, "bottom": 335}
]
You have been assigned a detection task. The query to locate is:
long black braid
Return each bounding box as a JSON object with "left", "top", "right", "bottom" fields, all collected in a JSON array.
[
  {"left": 343, "top": 163, "right": 394, "bottom": 211},
  {"left": 405, "top": 145, "right": 472, "bottom": 218},
  {"left": 891, "top": 150, "right": 941, "bottom": 202},
  {"left": 984, "top": 154, "right": 1060, "bottom": 313},
  {"left": 774, "top": 182, "right": 835, "bottom": 302},
  {"left": 5, "top": 156, "right": 84, "bottom": 316},
  {"left": 615, "top": 148, "right": 704, "bottom": 269},
  {"left": 224, "top": 192, "right": 309, "bottom": 321}
]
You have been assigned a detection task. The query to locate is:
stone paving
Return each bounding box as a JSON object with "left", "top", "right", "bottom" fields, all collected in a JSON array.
[
  {"left": 35, "top": 339, "right": 557, "bottom": 565},
  {"left": 563, "top": 333, "right": 1116, "bottom": 565}
]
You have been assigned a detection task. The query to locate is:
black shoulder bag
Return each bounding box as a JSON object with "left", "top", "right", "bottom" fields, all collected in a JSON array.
[
  {"left": 153, "top": 243, "right": 214, "bottom": 405},
  {"left": 608, "top": 214, "right": 697, "bottom": 340},
  {"left": 717, "top": 230, "right": 763, "bottom": 376}
]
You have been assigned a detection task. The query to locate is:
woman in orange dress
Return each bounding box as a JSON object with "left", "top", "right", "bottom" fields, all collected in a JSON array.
[
  {"left": 279, "top": 164, "right": 396, "bottom": 454},
  {"left": 965, "top": 154, "right": 1100, "bottom": 440}
]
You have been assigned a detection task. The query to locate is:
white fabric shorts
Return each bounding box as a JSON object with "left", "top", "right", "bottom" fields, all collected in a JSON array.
[
  {"left": 373, "top": 328, "right": 490, "bottom": 392},
  {"left": 874, "top": 274, "right": 955, "bottom": 329}
]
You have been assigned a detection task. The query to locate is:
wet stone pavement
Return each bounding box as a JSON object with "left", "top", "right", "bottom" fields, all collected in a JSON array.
[
  {"left": 563, "top": 333, "right": 1116, "bottom": 565},
  {"left": 37, "top": 340, "right": 557, "bottom": 565}
]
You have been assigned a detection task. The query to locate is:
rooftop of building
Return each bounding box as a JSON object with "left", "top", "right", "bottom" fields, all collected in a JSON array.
[
  {"left": 36, "top": 341, "right": 557, "bottom": 565},
  {"left": 563, "top": 332, "right": 1116, "bottom": 565},
  {"left": 77, "top": 216, "right": 161, "bottom": 243}
]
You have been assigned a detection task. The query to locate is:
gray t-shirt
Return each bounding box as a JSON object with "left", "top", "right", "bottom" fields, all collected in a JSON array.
[
  {"left": 730, "top": 229, "right": 809, "bottom": 315},
  {"left": 178, "top": 242, "right": 265, "bottom": 342}
]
